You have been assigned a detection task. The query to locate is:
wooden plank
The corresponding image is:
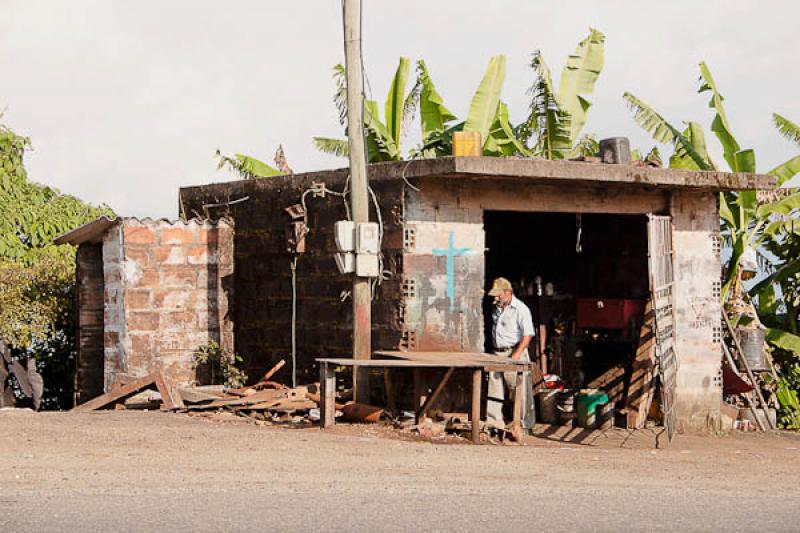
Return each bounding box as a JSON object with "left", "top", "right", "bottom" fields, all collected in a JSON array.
[
  {"left": 417, "top": 368, "right": 455, "bottom": 420},
  {"left": 187, "top": 388, "right": 289, "bottom": 410},
  {"left": 260, "top": 359, "right": 286, "bottom": 382},
  {"left": 317, "top": 358, "right": 534, "bottom": 372},
  {"left": 178, "top": 388, "right": 225, "bottom": 404},
  {"left": 383, "top": 368, "right": 397, "bottom": 418},
  {"left": 72, "top": 374, "right": 156, "bottom": 412},
  {"left": 320, "top": 362, "right": 336, "bottom": 428},
  {"left": 510, "top": 372, "right": 523, "bottom": 442},
  {"left": 155, "top": 373, "right": 179, "bottom": 410},
  {"left": 471, "top": 369, "right": 482, "bottom": 444}
]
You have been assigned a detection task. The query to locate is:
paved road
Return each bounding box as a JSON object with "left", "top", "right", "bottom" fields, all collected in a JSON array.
[{"left": 2, "top": 411, "right": 799, "bottom": 532}]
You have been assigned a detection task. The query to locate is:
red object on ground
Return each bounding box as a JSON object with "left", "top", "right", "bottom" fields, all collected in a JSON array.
[
  {"left": 722, "top": 361, "right": 753, "bottom": 395},
  {"left": 576, "top": 298, "right": 646, "bottom": 330}
]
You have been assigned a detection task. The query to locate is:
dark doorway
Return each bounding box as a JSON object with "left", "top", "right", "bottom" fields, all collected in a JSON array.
[{"left": 483, "top": 211, "right": 649, "bottom": 393}]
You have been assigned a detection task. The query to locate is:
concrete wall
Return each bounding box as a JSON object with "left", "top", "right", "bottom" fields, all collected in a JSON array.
[
  {"left": 100, "top": 218, "right": 233, "bottom": 390},
  {"left": 670, "top": 191, "right": 723, "bottom": 432},
  {"left": 180, "top": 177, "right": 405, "bottom": 384}
]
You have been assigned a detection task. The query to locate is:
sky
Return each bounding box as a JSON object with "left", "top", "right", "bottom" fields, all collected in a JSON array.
[{"left": 1, "top": 0, "right": 798, "bottom": 217}]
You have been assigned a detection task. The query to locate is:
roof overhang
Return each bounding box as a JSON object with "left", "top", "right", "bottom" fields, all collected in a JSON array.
[
  {"left": 365, "top": 157, "right": 776, "bottom": 191},
  {"left": 53, "top": 216, "right": 118, "bottom": 245},
  {"left": 181, "top": 156, "right": 776, "bottom": 196}
]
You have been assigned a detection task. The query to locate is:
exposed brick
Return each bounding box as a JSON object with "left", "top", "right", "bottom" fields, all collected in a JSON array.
[
  {"left": 186, "top": 245, "right": 210, "bottom": 265},
  {"left": 104, "top": 331, "right": 119, "bottom": 348},
  {"left": 151, "top": 245, "right": 185, "bottom": 265},
  {"left": 197, "top": 228, "right": 219, "bottom": 244},
  {"left": 128, "top": 311, "right": 160, "bottom": 331},
  {"left": 126, "top": 289, "right": 152, "bottom": 310},
  {"left": 161, "top": 227, "right": 194, "bottom": 245},
  {"left": 124, "top": 226, "right": 156, "bottom": 244},
  {"left": 160, "top": 268, "right": 196, "bottom": 289},
  {"left": 161, "top": 311, "right": 196, "bottom": 329},
  {"left": 125, "top": 246, "right": 151, "bottom": 265},
  {"left": 130, "top": 333, "right": 153, "bottom": 354}
]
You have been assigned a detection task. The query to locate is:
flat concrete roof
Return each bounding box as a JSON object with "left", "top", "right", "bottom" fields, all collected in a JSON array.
[{"left": 182, "top": 157, "right": 775, "bottom": 195}]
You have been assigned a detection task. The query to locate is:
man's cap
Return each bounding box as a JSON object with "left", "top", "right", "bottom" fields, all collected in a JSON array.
[{"left": 488, "top": 277, "right": 513, "bottom": 297}]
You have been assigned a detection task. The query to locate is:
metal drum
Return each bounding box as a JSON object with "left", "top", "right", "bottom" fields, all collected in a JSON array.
[
  {"left": 599, "top": 137, "right": 631, "bottom": 165},
  {"left": 736, "top": 327, "right": 768, "bottom": 371}
]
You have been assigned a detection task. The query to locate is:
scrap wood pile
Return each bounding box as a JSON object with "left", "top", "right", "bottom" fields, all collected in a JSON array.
[{"left": 71, "top": 359, "right": 388, "bottom": 426}]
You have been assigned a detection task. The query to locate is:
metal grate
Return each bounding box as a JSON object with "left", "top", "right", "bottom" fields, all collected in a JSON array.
[{"left": 648, "top": 214, "right": 678, "bottom": 441}]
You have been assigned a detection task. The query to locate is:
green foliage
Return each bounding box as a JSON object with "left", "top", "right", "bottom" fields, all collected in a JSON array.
[
  {"left": 521, "top": 28, "right": 606, "bottom": 159},
  {"left": 776, "top": 363, "right": 800, "bottom": 430},
  {"left": 464, "top": 55, "right": 507, "bottom": 147},
  {"left": 193, "top": 340, "right": 247, "bottom": 388},
  {"left": 773, "top": 113, "right": 800, "bottom": 148},
  {"left": 0, "top": 120, "right": 113, "bottom": 408},
  {"left": 215, "top": 150, "right": 282, "bottom": 179}
]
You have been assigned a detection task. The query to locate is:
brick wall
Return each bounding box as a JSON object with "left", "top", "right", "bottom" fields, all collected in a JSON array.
[
  {"left": 101, "top": 218, "right": 233, "bottom": 389},
  {"left": 180, "top": 174, "right": 405, "bottom": 385},
  {"left": 76, "top": 243, "right": 105, "bottom": 402}
]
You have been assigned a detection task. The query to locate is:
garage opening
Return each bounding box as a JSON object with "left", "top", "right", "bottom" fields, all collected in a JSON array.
[{"left": 484, "top": 211, "right": 658, "bottom": 430}]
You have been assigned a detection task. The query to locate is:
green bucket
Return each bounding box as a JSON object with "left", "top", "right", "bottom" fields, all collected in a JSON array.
[{"left": 576, "top": 389, "right": 610, "bottom": 429}]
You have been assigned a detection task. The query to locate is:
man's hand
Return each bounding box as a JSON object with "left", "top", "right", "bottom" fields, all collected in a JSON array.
[{"left": 510, "top": 335, "right": 532, "bottom": 361}]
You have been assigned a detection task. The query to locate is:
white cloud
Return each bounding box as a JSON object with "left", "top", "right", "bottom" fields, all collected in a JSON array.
[{"left": 1, "top": 0, "right": 798, "bottom": 217}]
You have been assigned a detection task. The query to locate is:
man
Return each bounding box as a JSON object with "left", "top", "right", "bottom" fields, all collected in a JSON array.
[{"left": 486, "top": 277, "right": 536, "bottom": 435}]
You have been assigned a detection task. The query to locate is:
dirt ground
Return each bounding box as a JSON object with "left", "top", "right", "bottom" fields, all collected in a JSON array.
[{"left": 2, "top": 409, "right": 799, "bottom": 532}]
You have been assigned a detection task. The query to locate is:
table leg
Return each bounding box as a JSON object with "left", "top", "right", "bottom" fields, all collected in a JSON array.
[
  {"left": 320, "top": 362, "right": 336, "bottom": 428},
  {"left": 383, "top": 368, "right": 396, "bottom": 418},
  {"left": 471, "top": 369, "right": 482, "bottom": 444},
  {"left": 511, "top": 371, "right": 523, "bottom": 441},
  {"left": 413, "top": 368, "right": 426, "bottom": 424}
]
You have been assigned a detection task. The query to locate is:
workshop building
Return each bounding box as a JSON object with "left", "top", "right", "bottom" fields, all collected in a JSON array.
[{"left": 178, "top": 157, "right": 774, "bottom": 433}]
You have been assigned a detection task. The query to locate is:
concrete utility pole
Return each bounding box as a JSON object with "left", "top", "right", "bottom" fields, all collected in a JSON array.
[{"left": 343, "top": 0, "right": 371, "bottom": 402}]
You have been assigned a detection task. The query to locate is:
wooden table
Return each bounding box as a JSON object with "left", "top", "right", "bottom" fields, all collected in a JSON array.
[{"left": 317, "top": 351, "right": 534, "bottom": 444}]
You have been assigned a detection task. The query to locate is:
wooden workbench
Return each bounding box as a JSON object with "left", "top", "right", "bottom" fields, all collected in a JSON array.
[{"left": 317, "top": 351, "right": 534, "bottom": 444}]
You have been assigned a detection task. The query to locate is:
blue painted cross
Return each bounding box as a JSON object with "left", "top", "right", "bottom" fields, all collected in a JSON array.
[{"left": 433, "top": 231, "right": 471, "bottom": 310}]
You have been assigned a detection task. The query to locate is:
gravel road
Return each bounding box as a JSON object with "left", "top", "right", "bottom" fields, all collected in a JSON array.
[{"left": 2, "top": 410, "right": 799, "bottom": 532}]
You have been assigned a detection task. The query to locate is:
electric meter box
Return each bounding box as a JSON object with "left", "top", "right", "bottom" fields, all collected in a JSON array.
[
  {"left": 355, "top": 253, "right": 379, "bottom": 278},
  {"left": 334, "top": 252, "right": 355, "bottom": 274},
  {"left": 356, "top": 222, "right": 379, "bottom": 254},
  {"left": 334, "top": 220, "right": 355, "bottom": 252}
]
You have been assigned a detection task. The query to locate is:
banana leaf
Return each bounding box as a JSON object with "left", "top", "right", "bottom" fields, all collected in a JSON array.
[
  {"left": 312, "top": 137, "right": 350, "bottom": 158},
  {"left": 524, "top": 53, "right": 572, "bottom": 159},
  {"left": 416, "top": 60, "right": 457, "bottom": 142},
  {"left": 698, "top": 62, "right": 754, "bottom": 173},
  {"left": 773, "top": 113, "right": 800, "bottom": 148},
  {"left": 669, "top": 121, "right": 713, "bottom": 170},
  {"left": 768, "top": 155, "right": 800, "bottom": 186},
  {"left": 464, "top": 55, "right": 506, "bottom": 147},
  {"left": 558, "top": 28, "right": 605, "bottom": 144},
  {"left": 623, "top": 93, "right": 711, "bottom": 170},
  {"left": 385, "top": 57, "right": 411, "bottom": 146},
  {"left": 766, "top": 328, "right": 800, "bottom": 355},
  {"left": 484, "top": 101, "right": 533, "bottom": 157}
]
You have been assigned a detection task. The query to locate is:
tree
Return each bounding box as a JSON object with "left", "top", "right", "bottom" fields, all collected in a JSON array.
[{"left": 0, "top": 119, "right": 113, "bottom": 408}]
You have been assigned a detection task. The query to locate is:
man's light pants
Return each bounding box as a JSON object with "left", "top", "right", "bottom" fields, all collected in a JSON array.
[{"left": 487, "top": 348, "right": 536, "bottom": 430}]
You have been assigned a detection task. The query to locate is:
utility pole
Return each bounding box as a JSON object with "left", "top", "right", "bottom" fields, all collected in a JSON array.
[{"left": 343, "top": 0, "right": 371, "bottom": 402}]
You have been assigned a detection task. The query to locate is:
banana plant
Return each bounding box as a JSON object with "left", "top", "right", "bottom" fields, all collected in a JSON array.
[
  {"left": 314, "top": 57, "right": 415, "bottom": 162},
  {"left": 517, "top": 28, "right": 606, "bottom": 159},
  {"left": 624, "top": 62, "right": 800, "bottom": 352}
]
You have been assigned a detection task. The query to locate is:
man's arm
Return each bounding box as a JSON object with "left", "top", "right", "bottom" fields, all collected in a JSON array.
[
  {"left": 511, "top": 303, "right": 535, "bottom": 360},
  {"left": 511, "top": 335, "right": 532, "bottom": 361}
]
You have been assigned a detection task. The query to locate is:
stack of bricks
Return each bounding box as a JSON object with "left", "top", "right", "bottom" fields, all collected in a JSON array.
[{"left": 102, "top": 218, "right": 233, "bottom": 390}]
